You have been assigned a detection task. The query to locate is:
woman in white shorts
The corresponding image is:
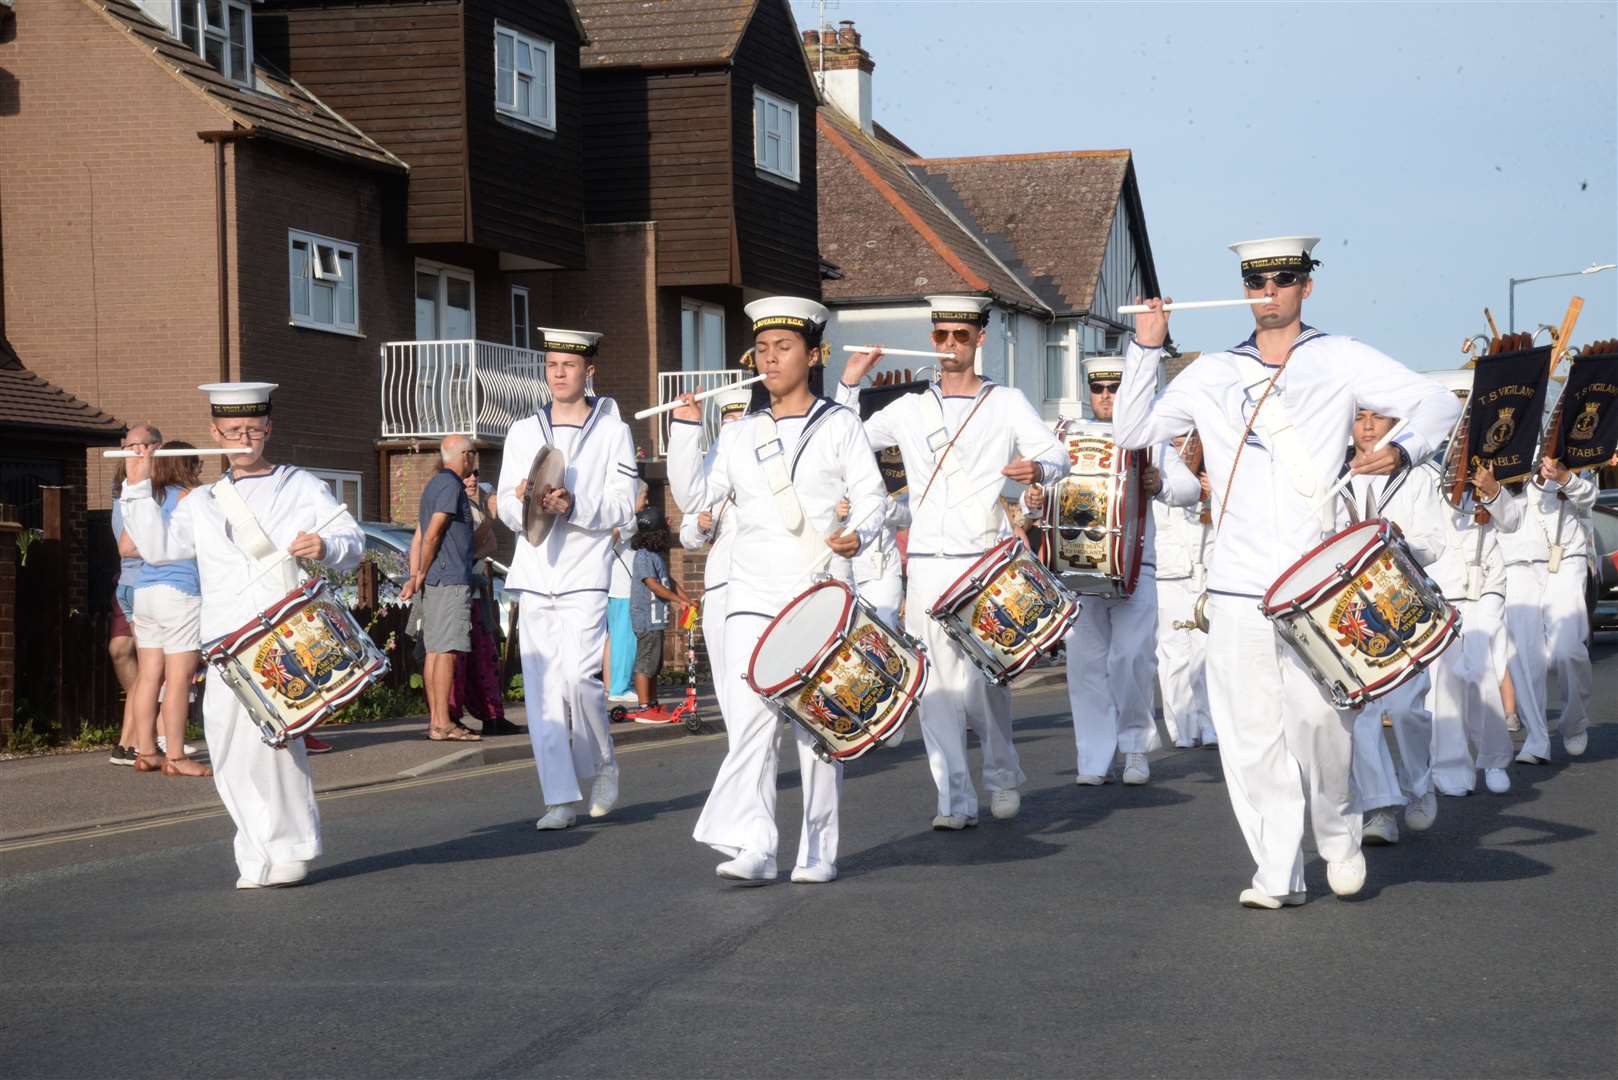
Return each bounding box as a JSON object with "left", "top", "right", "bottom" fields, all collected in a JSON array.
[{"left": 129, "top": 446, "right": 212, "bottom": 777}]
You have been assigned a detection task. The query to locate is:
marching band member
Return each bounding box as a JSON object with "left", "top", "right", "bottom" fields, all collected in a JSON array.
[
  {"left": 1025, "top": 356, "right": 1200, "bottom": 786},
  {"left": 838, "top": 296, "right": 1066, "bottom": 827},
  {"left": 496, "top": 329, "right": 639, "bottom": 831},
  {"left": 1153, "top": 434, "right": 1217, "bottom": 749},
  {"left": 119, "top": 383, "right": 363, "bottom": 889},
  {"left": 668, "top": 297, "right": 887, "bottom": 884},
  {"left": 1114, "top": 237, "right": 1460, "bottom": 908},
  {"left": 1498, "top": 482, "right": 1554, "bottom": 763},
  {"left": 1524, "top": 456, "right": 1597, "bottom": 759}
]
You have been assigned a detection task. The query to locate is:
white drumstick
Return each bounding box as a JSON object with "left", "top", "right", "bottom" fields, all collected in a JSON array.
[
  {"left": 1116, "top": 298, "right": 1272, "bottom": 315},
  {"left": 804, "top": 498, "right": 888, "bottom": 580},
  {"left": 634, "top": 373, "right": 768, "bottom": 420},
  {"left": 839, "top": 346, "right": 954, "bottom": 359},
  {"left": 1308, "top": 418, "right": 1411, "bottom": 516},
  {"left": 104, "top": 448, "right": 254, "bottom": 458},
  {"left": 243, "top": 504, "right": 356, "bottom": 590}
]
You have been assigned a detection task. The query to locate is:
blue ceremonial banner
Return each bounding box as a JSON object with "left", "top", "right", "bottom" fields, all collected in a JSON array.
[
  {"left": 1463, "top": 345, "right": 1550, "bottom": 485},
  {"left": 1553, "top": 348, "right": 1618, "bottom": 473}
]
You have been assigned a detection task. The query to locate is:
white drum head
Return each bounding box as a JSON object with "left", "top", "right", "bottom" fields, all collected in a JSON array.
[
  {"left": 1271, "top": 521, "right": 1383, "bottom": 605},
  {"left": 751, "top": 583, "right": 851, "bottom": 693}
]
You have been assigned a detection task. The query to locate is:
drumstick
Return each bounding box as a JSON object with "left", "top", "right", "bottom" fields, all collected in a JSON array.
[
  {"left": 104, "top": 448, "right": 254, "bottom": 458},
  {"left": 1116, "top": 298, "right": 1272, "bottom": 315},
  {"left": 1308, "top": 418, "right": 1411, "bottom": 517},
  {"left": 803, "top": 499, "right": 888, "bottom": 580},
  {"left": 839, "top": 346, "right": 954, "bottom": 359},
  {"left": 633, "top": 373, "right": 767, "bottom": 420},
  {"left": 242, "top": 504, "right": 356, "bottom": 590}
]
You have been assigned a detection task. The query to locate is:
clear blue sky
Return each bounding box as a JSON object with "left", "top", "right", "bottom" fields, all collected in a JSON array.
[{"left": 790, "top": 1, "right": 1617, "bottom": 369}]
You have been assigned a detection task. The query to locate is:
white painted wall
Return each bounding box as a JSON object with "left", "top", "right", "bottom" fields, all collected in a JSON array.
[{"left": 823, "top": 69, "right": 873, "bottom": 135}]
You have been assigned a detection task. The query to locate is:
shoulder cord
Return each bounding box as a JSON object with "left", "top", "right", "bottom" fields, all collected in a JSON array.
[
  {"left": 916, "top": 387, "right": 995, "bottom": 509},
  {"left": 1214, "top": 356, "right": 1292, "bottom": 538}
]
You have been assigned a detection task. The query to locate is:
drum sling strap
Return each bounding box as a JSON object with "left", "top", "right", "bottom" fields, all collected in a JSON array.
[
  {"left": 915, "top": 386, "right": 993, "bottom": 509},
  {"left": 212, "top": 474, "right": 299, "bottom": 594},
  {"left": 751, "top": 413, "right": 822, "bottom": 562}
]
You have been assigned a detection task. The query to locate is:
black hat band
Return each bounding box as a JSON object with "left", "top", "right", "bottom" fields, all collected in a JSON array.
[
  {"left": 211, "top": 402, "right": 271, "bottom": 417},
  {"left": 931, "top": 310, "right": 988, "bottom": 326},
  {"left": 543, "top": 339, "right": 598, "bottom": 357}
]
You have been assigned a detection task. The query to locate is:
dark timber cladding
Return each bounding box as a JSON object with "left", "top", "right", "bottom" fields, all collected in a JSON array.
[
  {"left": 255, "top": 0, "right": 467, "bottom": 244},
  {"left": 463, "top": 0, "right": 586, "bottom": 267},
  {"left": 728, "top": 0, "right": 818, "bottom": 296}
]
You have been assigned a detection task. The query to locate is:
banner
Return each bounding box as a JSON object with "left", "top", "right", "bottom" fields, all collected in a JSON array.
[
  {"left": 1463, "top": 345, "right": 1550, "bottom": 485},
  {"left": 1554, "top": 349, "right": 1618, "bottom": 473},
  {"left": 859, "top": 380, "right": 930, "bottom": 495}
]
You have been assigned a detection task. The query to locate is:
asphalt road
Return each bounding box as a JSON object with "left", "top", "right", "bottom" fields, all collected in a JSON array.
[{"left": 4, "top": 643, "right": 1614, "bottom": 1080}]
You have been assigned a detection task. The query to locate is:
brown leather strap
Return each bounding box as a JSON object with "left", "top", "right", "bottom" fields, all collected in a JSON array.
[{"left": 1215, "top": 357, "right": 1292, "bottom": 537}]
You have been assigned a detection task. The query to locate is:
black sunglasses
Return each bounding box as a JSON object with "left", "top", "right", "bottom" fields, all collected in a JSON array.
[
  {"left": 1243, "top": 270, "right": 1304, "bottom": 290},
  {"left": 1088, "top": 381, "right": 1120, "bottom": 394}
]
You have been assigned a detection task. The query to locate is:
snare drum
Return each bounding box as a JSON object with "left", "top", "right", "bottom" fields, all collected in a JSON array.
[
  {"left": 203, "top": 578, "right": 390, "bottom": 747},
  {"left": 928, "top": 537, "right": 1080, "bottom": 685},
  {"left": 1041, "top": 422, "right": 1146, "bottom": 597},
  {"left": 1262, "top": 519, "right": 1458, "bottom": 710},
  {"left": 746, "top": 581, "right": 927, "bottom": 763}
]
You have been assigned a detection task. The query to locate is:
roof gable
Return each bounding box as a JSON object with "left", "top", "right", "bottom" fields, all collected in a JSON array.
[
  {"left": 576, "top": 0, "right": 758, "bottom": 69},
  {"left": 0, "top": 339, "right": 125, "bottom": 437}
]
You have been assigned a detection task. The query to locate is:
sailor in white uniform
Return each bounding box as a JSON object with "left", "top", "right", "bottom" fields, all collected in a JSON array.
[
  {"left": 668, "top": 297, "right": 888, "bottom": 884},
  {"left": 1024, "top": 355, "right": 1200, "bottom": 786},
  {"left": 119, "top": 382, "right": 364, "bottom": 889},
  {"left": 1153, "top": 434, "right": 1217, "bottom": 748},
  {"left": 838, "top": 295, "right": 1066, "bottom": 827},
  {"left": 1115, "top": 237, "right": 1460, "bottom": 908},
  {"left": 1521, "top": 455, "right": 1598, "bottom": 760},
  {"left": 496, "top": 329, "right": 639, "bottom": 831}
]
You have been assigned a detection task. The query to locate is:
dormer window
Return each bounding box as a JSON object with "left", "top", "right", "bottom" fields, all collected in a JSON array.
[
  {"left": 495, "top": 24, "right": 555, "bottom": 132},
  {"left": 753, "top": 88, "right": 799, "bottom": 182},
  {"left": 175, "top": 0, "right": 252, "bottom": 85}
]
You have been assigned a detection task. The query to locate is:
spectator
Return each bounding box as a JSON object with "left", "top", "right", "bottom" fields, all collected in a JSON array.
[
  {"left": 604, "top": 481, "right": 649, "bottom": 703},
  {"left": 449, "top": 466, "right": 522, "bottom": 735},
  {"left": 627, "top": 506, "right": 693, "bottom": 723},
  {"left": 402, "top": 435, "right": 480, "bottom": 741},
  {"left": 108, "top": 424, "right": 160, "bottom": 765},
  {"left": 128, "top": 443, "right": 211, "bottom": 777}
]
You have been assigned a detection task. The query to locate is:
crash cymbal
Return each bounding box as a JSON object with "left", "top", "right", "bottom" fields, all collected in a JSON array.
[{"left": 522, "top": 445, "right": 568, "bottom": 546}]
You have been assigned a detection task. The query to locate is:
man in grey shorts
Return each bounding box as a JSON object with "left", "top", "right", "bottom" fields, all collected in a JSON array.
[{"left": 404, "top": 435, "right": 479, "bottom": 741}]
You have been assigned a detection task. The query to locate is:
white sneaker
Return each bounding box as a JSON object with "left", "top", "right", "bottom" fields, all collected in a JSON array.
[
  {"left": 1239, "top": 888, "right": 1306, "bottom": 909},
  {"left": 1484, "top": 767, "right": 1511, "bottom": 794},
  {"left": 1327, "top": 852, "right": 1367, "bottom": 897},
  {"left": 1074, "top": 774, "right": 1107, "bottom": 786},
  {"left": 931, "top": 814, "right": 970, "bottom": 830},
  {"left": 716, "top": 850, "right": 777, "bottom": 882},
  {"left": 1404, "top": 790, "right": 1438, "bottom": 832},
  {"left": 589, "top": 765, "right": 619, "bottom": 818},
  {"left": 1363, "top": 809, "right": 1400, "bottom": 845},
  {"left": 535, "top": 805, "right": 578, "bottom": 831},
  {"left": 790, "top": 862, "right": 837, "bottom": 884},
  {"left": 1564, "top": 730, "right": 1588, "bottom": 757},
  {"left": 1504, "top": 712, "right": 1522, "bottom": 734},
  {"left": 155, "top": 736, "right": 200, "bottom": 756},
  {"left": 1121, "top": 753, "right": 1149, "bottom": 786},
  {"left": 1515, "top": 748, "right": 1550, "bottom": 765},
  {"left": 989, "top": 789, "right": 1021, "bottom": 819},
  {"left": 236, "top": 861, "right": 308, "bottom": 890},
  {"left": 1200, "top": 731, "right": 1219, "bottom": 749},
  {"left": 606, "top": 691, "right": 639, "bottom": 704}
]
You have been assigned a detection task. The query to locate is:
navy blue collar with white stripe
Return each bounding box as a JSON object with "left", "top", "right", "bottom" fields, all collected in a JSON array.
[{"left": 1230, "top": 325, "right": 1327, "bottom": 366}]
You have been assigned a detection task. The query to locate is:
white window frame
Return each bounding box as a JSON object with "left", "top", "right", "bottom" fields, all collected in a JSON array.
[
  {"left": 494, "top": 23, "right": 556, "bottom": 133},
  {"left": 174, "top": 0, "right": 253, "bottom": 86},
  {"left": 511, "top": 286, "right": 531, "bottom": 349},
  {"left": 309, "top": 469, "right": 363, "bottom": 519},
  {"left": 752, "top": 87, "right": 799, "bottom": 182},
  {"left": 414, "top": 259, "right": 477, "bottom": 340},
  {"left": 680, "top": 299, "right": 726, "bottom": 372},
  {"left": 288, "top": 229, "right": 360, "bottom": 336}
]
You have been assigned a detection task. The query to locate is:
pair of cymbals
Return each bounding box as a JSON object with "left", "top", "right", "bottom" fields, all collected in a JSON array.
[{"left": 522, "top": 446, "right": 568, "bottom": 545}]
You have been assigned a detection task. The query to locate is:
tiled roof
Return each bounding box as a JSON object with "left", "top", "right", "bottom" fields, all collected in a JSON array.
[
  {"left": 816, "top": 109, "right": 1047, "bottom": 313},
  {"left": 1161, "top": 350, "right": 1201, "bottom": 385},
  {"left": 0, "top": 340, "right": 125, "bottom": 437},
  {"left": 912, "top": 151, "right": 1135, "bottom": 315},
  {"left": 576, "top": 0, "right": 756, "bottom": 69},
  {"left": 89, "top": 0, "right": 406, "bottom": 172}
]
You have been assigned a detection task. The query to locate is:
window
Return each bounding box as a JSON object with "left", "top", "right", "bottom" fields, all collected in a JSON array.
[
  {"left": 174, "top": 0, "right": 252, "bottom": 85},
  {"left": 1045, "top": 321, "right": 1074, "bottom": 403},
  {"left": 414, "top": 261, "right": 475, "bottom": 340},
  {"left": 511, "top": 286, "right": 530, "bottom": 349},
  {"left": 680, "top": 300, "right": 726, "bottom": 371},
  {"left": 289, "top": 230, "right": 358, "bottom": 334},
  {"left": 753, "top": 88, "right": 798, "bottom": 181},
  {"left": 494, "top": 24, "right": 555, "bottom": 132},
  {"left": 310, "top": 469, "right": 362, "bottom": 519}
]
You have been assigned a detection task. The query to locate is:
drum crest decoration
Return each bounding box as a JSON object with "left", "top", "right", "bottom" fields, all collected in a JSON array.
[
  {"left": 1328, "top": 553, "right": 1440, "bottom": 665},
  {"left": 970, "top": 557, "right": 1063, "bottom": 650},
  {"left": 254, "top": 597, "right": 369, "bottom": 704},
  {"left": 798, "top": 625, "right": 909, "bottom": 736}
]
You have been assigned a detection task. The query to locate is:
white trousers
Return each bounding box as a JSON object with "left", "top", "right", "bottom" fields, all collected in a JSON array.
[
  {"left": 1428, "top": 594, "right": 1513, "bottom": 792},
  {"left": 1066, "top": 568, "right": 1163, "bottom": 777},
  {"left": 1543, "top": 556, "right": 1593, "bottom": 741},
  {"left": 1350, "top": 678, "right": 1430, "bottom": 812},
  {"left": 906, "top": 557, "right": 1026, "bottom": 819},
  {"left": 203, "top": 674, "right": 321, "bottom": 883},
  {"left": 692, "top": 612, "right": 841, "bottom": 870},
  {"left": 1155, "top": 574, "right": 1214, "bottom": 746},
  {"left": 1205, "top": 594, "right": 1360, "bottom": 896},
  {"left": 856, "top": 569, "right": 904, "bottom": 627},
  {"left": 701, "top": 586, "right": 733, "bottom": 720},
  {"left": 517, "top": 590, "right": 613, "bottom": 808},
  {"left": 1504, "top": 563, "right": 1552, "bottom": 758}
]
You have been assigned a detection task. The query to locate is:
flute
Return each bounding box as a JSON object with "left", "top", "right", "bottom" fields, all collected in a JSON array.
[
  {"left": 840, "top": 345, "right": 953, "bottom": 359},
  {"left": 634, "top": 373, "right": 767, "bottom": 420},
  {"left": 1116, "top": 298, "right": 1272, "bottom": 315},
  {"left": 103, "top": 448, "right": 254, "bottom": 458}
]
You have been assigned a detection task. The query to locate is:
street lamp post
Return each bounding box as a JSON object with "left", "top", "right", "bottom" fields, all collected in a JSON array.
[{"left": 1508, "top": 262, "right": 1617, "bottom": 333}]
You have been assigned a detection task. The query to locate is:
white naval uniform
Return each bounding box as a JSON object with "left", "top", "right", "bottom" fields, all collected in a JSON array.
[
  {"left": 848, "top": 495, "right": 906, "bottom": 625},
  {"left": 835, "top": 378, "right": 1066, "bottom": 819},
  {"left": 1335, "top": 462, "right": 1448, "bottom": 812},
  {"left": 1420, "top": 467, "right": 1522, "bottom": 793},
  {"left": 119, "top": 466, "right": 363, "bottom": 884},
  {"left": 1496, "top": 485, "right": 1552, "bottom": 758},
  {"left": 1115, "top": 329, "right": 1459, "bottom": 896},
  {"left": 679, "top": 468, "right": 739, "bottom": 719},
  {"left": 497, "top": 399, "right": 638, "bottom": 810},
  {"left": 1049, "top": 428, "right": 1200, "bottom": 778},
  {"left": 1526, "top": 472, "right": 1597, "bottom": 747},
  {"left": 1153, "top": 494, "right": 1215, "bottom": 747},
  {"left": 668, "top": 399, "right": 887, "bottom": 873}
]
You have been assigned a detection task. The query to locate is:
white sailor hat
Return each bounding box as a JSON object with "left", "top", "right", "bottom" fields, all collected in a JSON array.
[
  {"left": 1082, "top": 356, "right": 1125, "bottom": 383},
  {"left": 1229, "top": 236, "right": 1322, "bottom": 276},
  {"left": 925, "top": 294, "right": 993, "bottom": 326},
  {"left": 712, "top": 383, "right": 753, "bottom": 421},
  {"left": 539, "top": 328, "right": 603, "bottom": 357},
  {"left": 744, "top": 297, "right": 829, "bottom": 339},
  {"left": 198, "top": 382, "right": 277, "bottom": 418},
  {"left": 1430, "top": 368, "right": 1475, "bottom": 398}
]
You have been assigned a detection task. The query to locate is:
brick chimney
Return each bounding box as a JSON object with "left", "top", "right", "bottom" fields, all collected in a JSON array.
[{"left": 803, "top": 19, "right": 874, "bottom": 135}]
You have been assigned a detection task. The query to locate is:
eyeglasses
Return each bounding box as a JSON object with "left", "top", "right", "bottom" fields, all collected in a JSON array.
[
  {"left": 1242, "top": 271, "right": 1304, "bottom": 290},
  {"left": 930, "top": 328, "right": 975, "bottom": 345},
  {"left": 217, "top": 427, "right": 269, "bottom": 443},
  {"left": 1088, "top": 382, "right": 1120, "bottom": 395},
  {"left": 120, "top": 439, "right": 159, "bottom": 451}
]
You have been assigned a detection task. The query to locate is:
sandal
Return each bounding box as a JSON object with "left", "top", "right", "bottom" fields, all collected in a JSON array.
[
  {"left": 134, "top": 750, "right": 166, "bottom": 773},
  {"left": 427, "top": 726, "right": 481, "bottom": 742},
  {"left": 163, "top": 756, "right": 214, "bottom": 778}
]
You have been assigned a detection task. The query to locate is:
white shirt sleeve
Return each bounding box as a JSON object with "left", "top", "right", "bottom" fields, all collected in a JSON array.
[
  {"left": 836, "top": 381, "right": 903, "bottom": 452},
  {"left": 1114, "top": 341, "right": 1196, "bottom": 451},
  {"left": 1156, "top": 443, "right": 1201, "bottom": 508},
  {"left": 118, "top": 479, "right": 195, "bottom": 564},
  {"left": 837, "top": 412, "right": 890, "bottom": 555},
  {"left": 679, "top": 512, "right": 710, "bottom": 551},
  {"left": 297, "top": 471, "right": 364, "bottom": 573},
  {"left": 668, "top": 420, "right": 733, "bottom": 515},
  {"left": 496, "top": 422, "right": 535, "bottom": 534},
  {"left": 1342, "top": 339, "right": 1461, "bottom": 464},
  {"left": 1004, "top": 390, "right": 1067, "bottom": 486},
  {"left": 568, "top": 423, "right": 637, "bottom": 533}
]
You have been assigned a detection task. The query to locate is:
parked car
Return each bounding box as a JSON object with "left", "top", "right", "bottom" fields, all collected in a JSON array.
[
  {"left": 1587, "top": 490, "right": 1618, "bottom": 634},
  {"left": 328, "top": 522, "right": 515, "bottom": 611}
]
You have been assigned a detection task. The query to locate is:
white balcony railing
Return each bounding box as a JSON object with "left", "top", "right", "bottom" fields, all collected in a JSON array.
[
  {"left": 380, "top": 340, "right": 551, "bottom": 442},
  {"left": 654, "top": 369, "right": 751, "bottom": 457}
]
